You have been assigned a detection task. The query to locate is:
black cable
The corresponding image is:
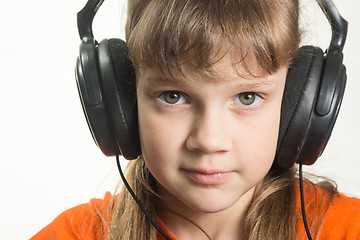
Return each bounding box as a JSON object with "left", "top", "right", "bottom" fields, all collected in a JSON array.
[
  {"left": 115, "top": 155, "right": 173, "bottom": 240},
  {"left": 299, "top": 163, "right": 313, "bottom": 240}
]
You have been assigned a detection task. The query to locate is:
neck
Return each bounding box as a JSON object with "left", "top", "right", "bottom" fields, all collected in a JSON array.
[{"left": 156, "top": 187, "right": 255, "bottom": 240}]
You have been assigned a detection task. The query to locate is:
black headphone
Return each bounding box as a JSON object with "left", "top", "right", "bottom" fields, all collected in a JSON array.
[{"left": 75, "top": 0, "right": 348, "bottom": 169}]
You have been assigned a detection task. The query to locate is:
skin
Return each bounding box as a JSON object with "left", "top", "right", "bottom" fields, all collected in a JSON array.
[{"left": 136, "top": 54, "right": 288, "bottom": 239}]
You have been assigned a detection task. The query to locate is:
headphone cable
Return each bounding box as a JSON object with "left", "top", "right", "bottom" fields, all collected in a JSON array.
[
  {"left": 115, "top": 155, "right": 173, "bottom": 240},
  {"left": 299, "top": 163, "right": 313, "bottom": 240}
]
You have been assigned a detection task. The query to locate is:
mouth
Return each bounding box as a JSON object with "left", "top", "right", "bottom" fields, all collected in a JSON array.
[{"left": 181, "top": 168, "right": 234, "bottom": 185}]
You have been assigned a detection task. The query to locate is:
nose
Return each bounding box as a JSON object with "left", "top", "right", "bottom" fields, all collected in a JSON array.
[{"left": 186, "top": 108, "right": 233, "bottom": 154}]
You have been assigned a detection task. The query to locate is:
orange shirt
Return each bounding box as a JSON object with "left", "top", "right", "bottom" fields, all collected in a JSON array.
[
  {"left": 31, "top": 192, "right": 112, "bottom": 240},
  {"left": 31, "top": 185, "right": 360, "bottom": 239},
  {"left": 295, "top": 183, "right": 360, "bottom": 240}
]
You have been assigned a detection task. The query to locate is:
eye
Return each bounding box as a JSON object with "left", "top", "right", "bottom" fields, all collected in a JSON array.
[
  {"left": 233, "top": 92, "right": 262, "bottom": 107},
  {"left": 158, "top": 91, "right": 187, "bottom": 104}
]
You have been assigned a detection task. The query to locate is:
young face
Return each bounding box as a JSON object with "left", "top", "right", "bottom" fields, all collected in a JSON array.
[{"left": 136, "top": 54, "right": 288, "bottom": 214}]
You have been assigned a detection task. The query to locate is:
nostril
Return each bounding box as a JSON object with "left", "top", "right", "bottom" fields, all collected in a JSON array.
[{"left": 185, "top": 128, "right": 232, "bottom": 154}]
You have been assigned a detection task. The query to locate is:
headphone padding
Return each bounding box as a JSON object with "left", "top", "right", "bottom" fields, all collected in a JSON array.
[
  {"left": 276, "top": 46, "right": 324, "bottom": 168},
  {"left": 98, "top": 38, "right": 141, "bottom": 160}
]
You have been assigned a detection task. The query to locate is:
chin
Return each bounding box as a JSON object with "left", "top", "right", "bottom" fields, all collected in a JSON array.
[
  {"left": 182, "top": 190, "right": 246, "bottom": 214},
  {"left": 192, "top": 202, "right": 234, "bottom": 214}
]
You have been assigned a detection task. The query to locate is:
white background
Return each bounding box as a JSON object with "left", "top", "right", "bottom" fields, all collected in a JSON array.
[{"left": 1, "top": 0, "right": 359, "bottom": 239}]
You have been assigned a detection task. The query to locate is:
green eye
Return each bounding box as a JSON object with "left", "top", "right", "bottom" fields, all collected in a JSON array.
[
  {"left": 233, "top": 92, "right": 262, "bottom": 107},
  {"left": 238, "top": 92, "right": 256, "bottom": 105},
  {"left": 165, "top": 92, "right": 181, "bottom": 104},
  {"left": 159, "top": 91, "right": 187, "bottom": 104}
]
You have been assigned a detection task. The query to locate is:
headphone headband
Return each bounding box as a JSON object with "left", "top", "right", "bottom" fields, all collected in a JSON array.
[
  {"left": 76, "top": 0, "right": 348, "bottom": 49},
  {"left": 318, "top": 0, "right": 348, "bottom": 53},
  {"left": 77, "top": 0, "right": 104, "bottom": 41},
  {"left": 314, "top": 1, "right": 348, "bottom": 117}
]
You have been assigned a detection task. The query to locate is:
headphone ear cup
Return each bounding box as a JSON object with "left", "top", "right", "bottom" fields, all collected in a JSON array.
[
  {"left": 276, "top": 46, "right": 324, "bottom": 168},
  {"left": 76, "top": 39, "right": 120, "bottom": 156},
  {"left": 98, "top": 38, "right": 141, "bottom": 160},
  {"left": 276, "top": 46, "right": 346, "bottom": 168},
  {"left": 294, "top": 49, "right": 346, "bottom": 165}
]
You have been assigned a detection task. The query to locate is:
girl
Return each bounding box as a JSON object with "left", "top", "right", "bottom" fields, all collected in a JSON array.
[{"left": 32, "top": 0, "right": 360, "bottom": 239}]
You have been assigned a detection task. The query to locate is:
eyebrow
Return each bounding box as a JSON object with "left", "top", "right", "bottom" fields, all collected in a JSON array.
[
  {"left": 234, "top": 80, "right": 274, "bottom": 89},
  {"left": 146, "top": 77, "right": 179, "bottom": 85},
  {"left": 145, "top": 75, "right": 277, "bottom": 90}
]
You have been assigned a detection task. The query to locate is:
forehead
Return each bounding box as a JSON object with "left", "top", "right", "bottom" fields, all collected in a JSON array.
[
  {"left": 137, "top": 51, "right": 272, "bottom": 83},
  {"left": 137, "top": 52, "right": 287, "bottom": 89}
]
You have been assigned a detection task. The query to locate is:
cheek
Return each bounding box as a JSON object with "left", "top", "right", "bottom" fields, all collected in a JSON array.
[
  {"left": 137, "top": 107, "right": 186, "bottom": 170},
  {"left": 258, "top": 109, "right": 281, "bottom": 159},
  {"left": 234, "top": 101, "right": 281, "bottom": 169},
  {"left": 138, "top": 114, "right": 166, "bottom": 181},
  {"left": 233, "top": 119, "right": 279, "bottom": 186},
  {"left": 138, "top": 112, "right": 190, "bottom": 189},
  {"left": 138, "top": 114, "right": 165, "bottom": 160},
  {"left": 258, "top": 112, "right": 280, "bottom": 154}
]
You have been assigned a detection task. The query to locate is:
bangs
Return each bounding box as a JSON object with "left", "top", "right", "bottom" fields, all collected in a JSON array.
[{"left": 126, "top": 0, "right": 300, "bottom": 77}]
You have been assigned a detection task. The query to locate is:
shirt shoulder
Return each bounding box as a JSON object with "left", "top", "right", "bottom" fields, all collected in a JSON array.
[
  {"left": 296, "top": 181, "right": 360, "bottom": 239},
  {"left": 320, "top": 192, "right": 360, "bottom": 239},
  {"left": 30, "top": 192, "right": 112, "bottom": 240}
]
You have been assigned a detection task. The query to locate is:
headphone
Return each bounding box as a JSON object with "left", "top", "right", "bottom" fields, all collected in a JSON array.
[{"left": 75, "top": 0, "right": 348, "bottom": 169}]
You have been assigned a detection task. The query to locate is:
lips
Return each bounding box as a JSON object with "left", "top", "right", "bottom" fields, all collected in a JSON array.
[{"left": 182, "top": 168, "right": 234, "bottom": 185}]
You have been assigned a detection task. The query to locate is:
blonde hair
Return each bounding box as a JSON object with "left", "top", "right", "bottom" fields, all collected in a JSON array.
[
  {"left": 104, "top": 0, "right": 336, "bottom": 239},
  {"left": 106, "top": 157, "right": 159, "bottom": 239},
  {"left": 126, "top": 0, "right": 300, "bottom": 77}
]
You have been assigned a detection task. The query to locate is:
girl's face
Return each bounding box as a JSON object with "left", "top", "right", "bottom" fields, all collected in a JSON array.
[{"left": 137, "top": 54, "right": 287, "bottom": 214}]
